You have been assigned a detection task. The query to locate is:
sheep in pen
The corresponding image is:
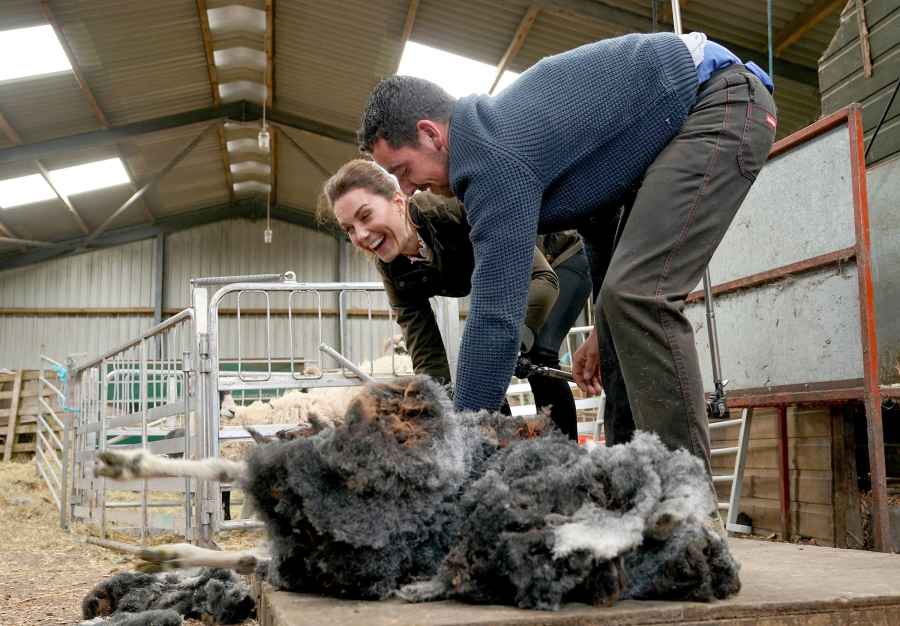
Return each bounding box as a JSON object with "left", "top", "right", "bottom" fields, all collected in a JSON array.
[{"left": 93, "top": 376, "right": 740, "bottom": 612}]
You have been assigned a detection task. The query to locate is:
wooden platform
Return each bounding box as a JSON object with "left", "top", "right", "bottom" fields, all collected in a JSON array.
[{"left": 257, "top": 538, "right": 900, "bottom": 626}]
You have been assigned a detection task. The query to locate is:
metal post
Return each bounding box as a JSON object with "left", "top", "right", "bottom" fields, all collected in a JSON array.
[
  {"left": 670, "top": 0, "right": 682, "bottom": 35},
  {"left": 182, "top": 351, "right": 193, "bottom": 542},
  {"left": 433, "top": 297, "right": 461, "bottom": 378},
  {"left": 338, "top": 242, "right": 350, "bottom": 355},
  {"left": 671, "top": 0, "right": 728, "bottom": 418},
  {"left": 139, "top": 341, "right": 149, "bottom": 544},
  {"left": 98, "top": 359, "right": 108, "bottom": 539},
  {"left": 154, "top": 233, "right": 166, "bottom": 325}
]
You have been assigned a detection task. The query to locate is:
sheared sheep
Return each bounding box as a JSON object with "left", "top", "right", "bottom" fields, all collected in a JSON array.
[
  {"left": 79, "top": 567, "right": 254, "bottom": 625},
  {"left": 94, "top": 376, "right": 739, "bottom": 611}
]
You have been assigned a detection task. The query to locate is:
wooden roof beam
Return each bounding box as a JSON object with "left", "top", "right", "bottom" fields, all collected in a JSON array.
[
  {"left": 197, "top": 0, "right": 237, "bottom": 204},
  {"left": 196, "top": 0, "right": 221, "bottom": 107},
  {"left": 40, "top": 0, "right": 110, "bottom": 128},
  {"left": 774, "top": 0, "right": 845, "bottom": 56},
  {"left": 489, "top": 6, "right": 540, "bottom": 95},
  {"left": 393, "top": 0, "right": 421, "bottom": 71},
  {"left": 265, "top": 0, "right": 274, "bottom": 109}
]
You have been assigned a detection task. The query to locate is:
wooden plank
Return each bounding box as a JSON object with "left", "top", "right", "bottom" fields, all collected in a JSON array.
[
  {"left": 855, "top": 0, "right": 874, "bottom": 79},
  {"left": 3, "top": 370, "right": 23, "bottom": 461},
  {"left": 195, "top": 0, "right": 220, "bottom": 106},
  {"left": 265, "top": 0, "right": 274, "bottom": 109},
  {"left": 777, "top": 406, "right": 791, "bottom": 539},
  {"left": 716, "top": 468, "right": 834, "bottom": 505},
  {"left": 489, "top": 6, "right": 539, "bottom": 95},
  {"left": 391, "top": 0, "right": 420, "bottom": 73}
]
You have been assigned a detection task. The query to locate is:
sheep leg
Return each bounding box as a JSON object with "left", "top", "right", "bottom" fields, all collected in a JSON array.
[
  {"left": 94, "top": 449, "right": 247, "bottom": 482},
  {"left": 135, "top": 543, "right": 263, "bottom": 575}
]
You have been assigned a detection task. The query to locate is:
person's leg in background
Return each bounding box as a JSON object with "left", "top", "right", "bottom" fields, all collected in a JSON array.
[
  {"left": 528, "top": 247, "right": 592, "bottom": 440},
  {"left": 578, "top": 206, "right": 636, "bottom": 446}
]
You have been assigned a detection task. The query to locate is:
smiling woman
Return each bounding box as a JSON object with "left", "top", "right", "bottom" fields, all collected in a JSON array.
[{"left": 318, "top": 159, "right": 577, "bottom": 430}]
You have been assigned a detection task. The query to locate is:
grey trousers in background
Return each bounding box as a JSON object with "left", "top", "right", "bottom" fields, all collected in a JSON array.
[{"left": 580, "top": 65, "right": 777, "bottom": 477}]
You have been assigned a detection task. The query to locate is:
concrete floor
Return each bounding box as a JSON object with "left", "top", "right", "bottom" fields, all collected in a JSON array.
[{"left": 256, "top": 538, "right": 900, "bottom": 626}]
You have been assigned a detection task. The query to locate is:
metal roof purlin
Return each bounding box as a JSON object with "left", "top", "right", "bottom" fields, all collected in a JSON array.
[
  {"left": 0, "top": 101, "right": 357, "bottom": 166},
  {"left": 0, "top": 200, "right": 339, "bottom": 271}
]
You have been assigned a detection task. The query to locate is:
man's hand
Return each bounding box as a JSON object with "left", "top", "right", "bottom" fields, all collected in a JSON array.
[{"left": 573, "top": 328, "right": 603, "bottom": 395}]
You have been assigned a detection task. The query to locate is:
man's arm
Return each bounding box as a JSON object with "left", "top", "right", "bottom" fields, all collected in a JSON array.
[{"left": 451, "top": 149, "right": 543, "bottom": 412}]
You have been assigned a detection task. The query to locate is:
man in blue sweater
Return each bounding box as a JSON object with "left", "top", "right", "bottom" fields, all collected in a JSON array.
[{"left": 358, "top": 32, "right": 776, "bottom": 478}]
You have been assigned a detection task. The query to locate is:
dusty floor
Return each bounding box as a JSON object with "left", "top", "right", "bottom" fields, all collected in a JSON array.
[{"left": 0, "top": 460, "right": 261, "bottom": 626}]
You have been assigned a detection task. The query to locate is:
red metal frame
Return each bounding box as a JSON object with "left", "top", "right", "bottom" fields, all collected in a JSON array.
[
  {"left": 686, "top": 247, "right": 856, "bottom": 303},
  {"left": 700, "top": 106, "right": 890, "bottom": 551},
  {"left": 847, "top": 105, "right": 890, "bottom": 552}
]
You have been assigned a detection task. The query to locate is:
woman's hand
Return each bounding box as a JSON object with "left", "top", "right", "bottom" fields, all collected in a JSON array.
[{"left": 573, "top": 328, "right": 603, "bottom": 396}]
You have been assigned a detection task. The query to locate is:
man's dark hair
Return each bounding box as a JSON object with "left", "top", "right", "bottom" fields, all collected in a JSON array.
[{"left": 358, "top": 75, "right": 456, "bottom": 153}]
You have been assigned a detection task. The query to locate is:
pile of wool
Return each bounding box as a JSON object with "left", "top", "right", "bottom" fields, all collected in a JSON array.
[
  {"left": 408, "top": 432, "right": 739, "bottom": 609},
  {"left": 237, "top": 377, "right": 740, "bottom": 609},
  {"left": 79, "top": 568, "right": 254, "bottom": 625}
]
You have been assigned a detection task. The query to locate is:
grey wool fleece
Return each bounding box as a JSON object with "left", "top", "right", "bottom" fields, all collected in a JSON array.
[{"left": 448, "top": 32, "right": 698, "bottom": 411}]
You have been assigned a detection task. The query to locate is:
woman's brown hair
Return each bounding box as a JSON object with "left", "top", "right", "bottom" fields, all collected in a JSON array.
[{"left": 317, "top": 158, "right": 401, "bottom": 225}]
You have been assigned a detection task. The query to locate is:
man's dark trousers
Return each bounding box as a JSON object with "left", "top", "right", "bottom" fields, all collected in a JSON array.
[{"left": 580, "top": 65, "right": 777, "bottom": 477}]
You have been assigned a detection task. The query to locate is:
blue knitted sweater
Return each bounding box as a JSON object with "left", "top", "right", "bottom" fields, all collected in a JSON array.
[{"left": 448, "top": 33, "right": 698, "bottom": 412}]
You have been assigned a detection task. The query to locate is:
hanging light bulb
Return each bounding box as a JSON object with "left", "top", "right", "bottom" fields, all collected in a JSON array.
[{"left": 263, "top": 186, "right": 272, "bottom": 244}]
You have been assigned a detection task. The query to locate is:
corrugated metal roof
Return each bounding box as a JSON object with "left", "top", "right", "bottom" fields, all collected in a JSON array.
[
  {"left": 276, "top": 127, "right": 357, "bottom": 214},
  {"left": 50, "top": 0, "right": 214, "bottom": 125},
  {"left": 274, "top": 0, "right": 410, "bottom": 131},
  {"left": 0, "top": 73, "right": 101, "bottom": 144},
  {"left": 125, "top": 121, "right": 230, "bottom": 217},
  {"left": 1, "top": 0, "right": 45, "bottom": 30}
]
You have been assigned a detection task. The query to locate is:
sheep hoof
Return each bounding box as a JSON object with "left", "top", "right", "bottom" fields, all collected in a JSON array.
[{"left": 94, "top": 450, "right": 146, "bottom": 480}]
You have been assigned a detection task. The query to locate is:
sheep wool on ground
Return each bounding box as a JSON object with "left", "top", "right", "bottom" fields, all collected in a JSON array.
[{"left": 79, "top": 568, "right": 255, "bottom": 625}]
